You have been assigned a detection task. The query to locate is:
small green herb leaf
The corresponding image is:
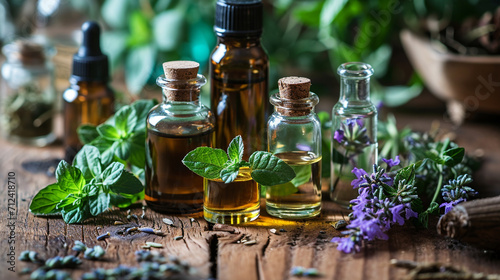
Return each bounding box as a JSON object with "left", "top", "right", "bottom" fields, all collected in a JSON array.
[
  {"left": 220, "top": 164, "right": 240, "bottom": 183},
  {"left": 114, "top": 106, "right": 137, "bottom": 136},
  {"left": 227, "top": 135, "right": 244, "bottom": 164},
  {"left": 101, "top": 162, "right": 125, "bottom": 187},
  {"left": 56, "top": 161, "right": 85, "bottom": 194},
  {"left": 443, "top": 147, "right": 465, "bottom": 167},
  {"left": 182, "top": 147, "right": 228, "bottom": 179},
  {"left": 89, "top": 192, "right": 111, "bottom": 216},
  {"left": 56, "top": 194, "right": 77, "bottom": 210},
  {"left": 77, "top": 125, "right": 99, "bottom": 145},
  {"left": 290, "top": 165, "right": 312, "bottom": 187},
  {"left": 249, "top": 151, "right": 296, "bottom": 186},
  {"left": 73, "top": 146, "right": 102, "bottom": 182},
  {"left": 132, "top": 99, "right": 157, "bottom": 132},
  {"left": 29, "top": 183, "right": 68, "bottom": 215},
  {"left": 97, "top": 124, "right": 121, "bottom": 140},
  {"left": 61, "top": 200, "right": 90, "bottom": 224},
  {"left": 128, "top": 132, "right": 147, "bottom": 168},
  {"left": 108, "top": 170, "right": 144, "bottom": 195},
  {"left": 116, "top": 139, "right": 132, "bottom": 160}
]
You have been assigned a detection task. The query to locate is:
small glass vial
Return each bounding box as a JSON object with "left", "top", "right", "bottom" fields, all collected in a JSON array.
[
  {"left": 63, "top": 21, "right": 114, "bottom": 161},
  {"left": 204, "top": 167, "right": 260, "bottom": 224},
  {"left": 267, "top": 77, "right": 322, "bottom": 219},
  {"left": 330, "top": 62, "right": 378, "bottom": 207},
  {"left": 0, "top": 39, "right": 56, "bottom": 146},
  {"left": 145, "top": 61, "right": 215, "bottom": 214}
]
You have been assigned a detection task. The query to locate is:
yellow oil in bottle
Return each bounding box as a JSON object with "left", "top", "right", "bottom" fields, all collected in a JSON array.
[
  {"left": 266, "top": 151, "right": 322, "bottom": 219},
  {"left": 204, "top": 167, "right": 260, "bottom": 224}
]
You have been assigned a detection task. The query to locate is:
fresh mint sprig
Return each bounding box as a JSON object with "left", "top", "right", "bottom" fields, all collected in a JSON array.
[
  {"left": 182, "top": 135, "right": 296, "bottom": 186},
  {"left": 29, "top": 99, "right": 157, "bottom": 224},
  {"left": 30, "top": 146, "right": 143, "bottom": 224}
]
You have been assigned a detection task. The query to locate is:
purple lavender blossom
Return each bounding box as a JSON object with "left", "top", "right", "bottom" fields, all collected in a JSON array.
[
  {"left": 382, "top": 156, "right": 400, "bottom": 171},
  {"left": 351, "top": 167, "right": 367, "bottom": 188},
  {"left": 440, "top": 175, "right": 476, "bottom": 214},
  {"left": 333, "top": 129, "right": 344, "bottom": 143},
  {"left": 331, "top": 236, "right": 356, "bottom": 254},
  {"left": 390, "top": 204, "right": 405, "bottom": 225},
  {"left": 405, "top": 206, "right": 418, "bottom": 219}
]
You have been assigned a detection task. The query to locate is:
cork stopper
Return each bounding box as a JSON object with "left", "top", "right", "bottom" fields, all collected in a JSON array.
[
  {"left": 278, "top": 77, "right": 311, "bottom": 100},
  {"left": 162, "top": 61, "right": 200, "bottom": 101},
  {"left": 276, "top": 76, "right": 312, "bottom": 116}
]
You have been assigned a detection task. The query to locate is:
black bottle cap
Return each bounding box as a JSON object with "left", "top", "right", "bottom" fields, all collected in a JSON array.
[
  {"left": 71, "top": 21, "right": 109, "bottom": 82},
  {"left": 214, "top": 0, "right": 263, "bottom": 37}
]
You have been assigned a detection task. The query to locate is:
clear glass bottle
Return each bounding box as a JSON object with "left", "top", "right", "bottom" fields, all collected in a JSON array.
[
  {"left": 0, "top": 39, "right": 56, "bottom": 146},
  {"left": 330, "top": 62, "right": 378, "bottom": 207},
  {"left": 145, "top": 61, "right": 215, "bottom": 214},
  {"left": 210, "top": 0, "right": 269, "bottom": 159},
  {"left": 204, "top": 167, "right": 260, "bottom": 224},
  {"left": 63, "top": 21, "right": 114, "bottom": 162},
  {"left": 267, "top": 77, "right": 322, "bottom": 219}
]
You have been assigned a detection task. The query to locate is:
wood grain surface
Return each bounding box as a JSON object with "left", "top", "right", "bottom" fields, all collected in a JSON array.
[{"left": 1, "top": 114, "right": 500, "bottom": 280}]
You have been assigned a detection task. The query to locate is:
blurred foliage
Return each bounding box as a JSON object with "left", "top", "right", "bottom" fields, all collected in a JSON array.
[{"left": 5, "top": 0, "right": 495, "bottom": 104}]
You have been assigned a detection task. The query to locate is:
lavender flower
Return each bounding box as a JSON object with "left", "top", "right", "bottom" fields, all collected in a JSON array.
[
  {"left": 440, "top": 174, "right": 477, "bottom": 214},
  {"left": 334, "top": 129, "right": 344, "bottom": 143},
  {"left": 331, "top": 160, "right": 419, "bottom": 254},
  {"left": 382, "top": 156, "right": 400, "bottom": 171}
]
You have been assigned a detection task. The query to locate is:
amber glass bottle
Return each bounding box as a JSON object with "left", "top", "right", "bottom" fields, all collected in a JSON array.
[
  {"left": 145, "top": 61, "right": 215, "bottom": 214},
  {"left": 210, "top": 0, "right": 269, "bottom": 159},
  {"left": 63, "top": 21, "right": 114, "bottom": 161}
]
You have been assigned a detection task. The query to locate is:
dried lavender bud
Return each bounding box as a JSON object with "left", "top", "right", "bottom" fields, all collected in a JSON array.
[
  {"left": 146, "top": 242, "right": 164, "bottom": 248},
  {"left": 333, "top": 220, "right": 347, "bottom": 230},
  {"left": 243, "top": 240, "right": 257, "bottom": 245},
  {"left": 20, "top": 267, "right": 32, "bottom": 274},
  {"left": 84, "top": 245, "right": 106, "bottom": 260},
  {"left": 131, "top": 214, "right": 139, "bottom": 221},
  {"left": 126, "top": 227, "right": 138, "bottom": 234},
  {"left": 280, "top": 229, "right": 287, "bottom": 232},
  {"left": 304, "top": 268, "right": 320, "bottom": 277},
  {"left": 174, "top": 236, "right": 183, "bottom": 240},
  {"left": 72, "top": 241, "right": 87, "bottom": 253},
  {"left": 19, "top": 250, "right": 44, "bottom": 264},
  {"left": 163, "top": 218, "right": 174, "bottom": 226},
  {"left": 45, "top": 255, "right": 82, "bottom": 269},
  {"left": 114, "top": 221, "right": 125, "bottom": 225},
  {"left": 290, "top": 266, "right": 305, "bottom": 276},
  {"left": 138, "top": 227, "right": 156, "bottom": 234},
  {"left": 97, "top": 232, "right": 111, "bottom": 241},
  {"left": 270, "top": 229, "right": 277, "bottom": 234}
]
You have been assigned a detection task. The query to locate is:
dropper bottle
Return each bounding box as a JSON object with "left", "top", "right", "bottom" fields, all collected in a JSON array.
[{"left": 63, "top": 21, "right": 115, "bottom": 161}]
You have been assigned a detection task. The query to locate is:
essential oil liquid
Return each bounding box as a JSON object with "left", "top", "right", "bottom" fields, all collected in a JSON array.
[
  {"left": 266, "top": 151, "right": 322, "bottom": 219},
  {"left": 204, "top": 167, "right": 260, "bottom": 224},
  {"left": 211, "top": 73, "right": 268, "bottom": 159},
  {"left": 145, "top": 128, "right": 213, "bottom": 214}
]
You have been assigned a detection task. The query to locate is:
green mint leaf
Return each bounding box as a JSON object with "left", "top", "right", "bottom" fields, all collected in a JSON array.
[
  {"left": 128, "top": 132, "right": 147, "bottom": 168},
  {"left": 443, "top": 147, "right": 465, "bottom": 167},
  {"left": 114, "top": 105, "right": 137, "bottom": 136},
  {"left": 56, "top": 161, "right": 85, "bottom": 194},
  {"left": 182, "top": 147, "right": 228, "bottom": 179},
  {"left": 110, "top": 192, "right": 143, "bottom": 208},
  {"left": 249, "top": 151, "right": 296, "bottom": 186},
  {"left": 131, "top": 99, "right": 157, "bottom": 132},
  {"left": 116, "top": 139, "right": 131, "bottom": 160},
  {"left": 108, "top": 170, "right": 144, "bottom": 195},
  {"left": 56, "top": 194, "right": 77, "bottom": 209},
  {"left": 266, "top": 182, "right": 297, "bottom": 197},
  {"left": 227, "top": 135, "right": 244, "bottom": 163},
  {"left": 73, "top": 146, "right": 102, "bottom": 182},
  {"left": 89, "top": 192, "right": 111, "bottom": 216},
  {"left": 83, "top": 181, "right": 100, "bottom": 196},
  {"left": 89, "top": 137, "right": 115, "bottom": 167},
  {"left": 29, "top": 183, "right": 68, "bottom": 215},
  {"left": 424, "top": 150, "right": 445, "bottom": 165},
  {"left": 77, "top": 125, "right": 99, "bottom": 145},
  {"left": 220, "top": 164, "right": 240, "bottom": 183},
  {"left": 61, "top": 199, "right": 90, "bottom": 224},
  {"left": 97, "top": 124, "right": 121, "bottom": 140},
  {"left": 100, "top": 162, "right": 125, "bottom": 186}
]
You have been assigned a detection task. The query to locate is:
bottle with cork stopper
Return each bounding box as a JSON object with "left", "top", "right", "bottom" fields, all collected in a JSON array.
[
  {"left": 266, "top": 76, "right": 322, "bottom": 219},
  {"left": 63, "top": 21, "right": 115, "bottom": 161},
  {"left": 145, "top": 60, "right": 214, "bottom": 214}
]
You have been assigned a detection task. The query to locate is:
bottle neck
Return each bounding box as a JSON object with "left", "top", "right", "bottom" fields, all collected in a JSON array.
[
  {"left": 339, "top": 76, "right": 371, "bottom": 103},
  {"left": 216, "top": 36, "right": 261, "bottom": 48}
]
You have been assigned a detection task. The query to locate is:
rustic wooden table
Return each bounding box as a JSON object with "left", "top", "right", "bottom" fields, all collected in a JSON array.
[{"left": 1, "top": 112, "right": 500, "bottom": 280}]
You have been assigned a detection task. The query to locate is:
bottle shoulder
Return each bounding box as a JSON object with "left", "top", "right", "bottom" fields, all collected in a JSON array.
[
  {"left": 63, "top": 82, "right": 114, "bottom": 102},
  {"left": 147, "top": 103, "right": 215, "bottom": 130},
  {"left": 210, "top": 43, "right": 269, "bottom": 66}
]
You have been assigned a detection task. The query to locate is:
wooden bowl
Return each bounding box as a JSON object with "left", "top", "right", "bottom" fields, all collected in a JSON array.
[{"left": 400, "top": 29, "right": 500, "bottom": 124}]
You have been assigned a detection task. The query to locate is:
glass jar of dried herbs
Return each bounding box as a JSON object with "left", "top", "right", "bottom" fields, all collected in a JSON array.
[{"left": 0, "top": 39, "right": 56, "bottom": 146}]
